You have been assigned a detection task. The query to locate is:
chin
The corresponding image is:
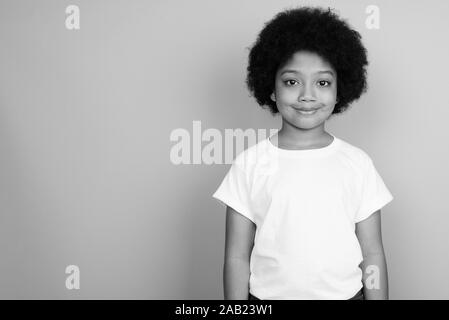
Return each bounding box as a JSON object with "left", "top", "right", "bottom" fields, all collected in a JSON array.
[{"left": 289, "top": 118, "right": 326, "bottom": 130}]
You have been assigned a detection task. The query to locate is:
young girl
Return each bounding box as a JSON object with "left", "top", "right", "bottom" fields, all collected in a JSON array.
[{"left": 212, "top": 6, "right": 394, "bottom": 300}]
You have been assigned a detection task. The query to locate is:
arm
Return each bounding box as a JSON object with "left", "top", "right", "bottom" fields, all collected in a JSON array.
[
  {"left": 223, "top": 205, "right": 256, "bottom": 300},
  {"left": 355, "top": 210, "right": 389, "bottom": 300}
]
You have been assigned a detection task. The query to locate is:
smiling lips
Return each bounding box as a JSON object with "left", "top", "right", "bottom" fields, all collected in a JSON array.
[{"left": 292, "top": 107, "right": 320, "bottom": 115}]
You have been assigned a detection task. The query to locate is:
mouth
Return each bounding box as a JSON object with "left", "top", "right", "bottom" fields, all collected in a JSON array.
[{"left": 292, "top": 107, "right": 319, "bottom": 115}]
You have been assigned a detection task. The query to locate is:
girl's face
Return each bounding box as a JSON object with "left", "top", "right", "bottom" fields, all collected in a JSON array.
[{"left": 272, "top": 51, "right": 338, "bottom": 131}]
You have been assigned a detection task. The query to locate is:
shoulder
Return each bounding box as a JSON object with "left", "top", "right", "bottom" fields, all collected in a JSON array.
[
  {"left": 233, "top": 138, "right": 271, "bottom": 173},
  {"left": 336, "top": 137, "right": 374, "bottom": 169}
]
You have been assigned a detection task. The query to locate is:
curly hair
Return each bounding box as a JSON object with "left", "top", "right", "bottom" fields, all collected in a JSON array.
[{"left": 246, "top": 6, "right": 368, "bottom": 115}]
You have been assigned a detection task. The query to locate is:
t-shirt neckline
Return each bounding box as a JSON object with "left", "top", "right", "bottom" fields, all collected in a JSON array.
[{"left": 267, "top": 129, "right": 340, "bottom": 157}]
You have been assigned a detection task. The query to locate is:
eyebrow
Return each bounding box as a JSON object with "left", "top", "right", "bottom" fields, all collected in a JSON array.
[{"left": 280, "top": 69, "right": 335, "bottom": 77}]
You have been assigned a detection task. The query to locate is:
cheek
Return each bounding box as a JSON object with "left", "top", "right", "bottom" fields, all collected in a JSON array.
[
  {"left": 276, "top": 87, "right": 300, "bottom": 104},
  {"left": 320, "top": 86, "right": 337, "bottom": 99}
]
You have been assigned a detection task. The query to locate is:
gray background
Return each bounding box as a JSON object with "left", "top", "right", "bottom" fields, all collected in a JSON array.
[{"left": 0, "top": 0, "right": 448, "bottom": 299}]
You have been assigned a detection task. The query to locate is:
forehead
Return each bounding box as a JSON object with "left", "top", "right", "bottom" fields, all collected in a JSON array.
[{"left": 278, "top": 51, "right": 336, "bottom": 75}]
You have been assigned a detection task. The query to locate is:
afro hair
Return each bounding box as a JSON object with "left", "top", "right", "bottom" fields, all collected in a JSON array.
[{"left": 246, "top": 6, "right": 368, "bottom": 115}]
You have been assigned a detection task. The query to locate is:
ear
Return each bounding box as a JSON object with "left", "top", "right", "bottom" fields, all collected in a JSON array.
[{"left": 270, "top": 92, "right": 276, "bottom": 102}]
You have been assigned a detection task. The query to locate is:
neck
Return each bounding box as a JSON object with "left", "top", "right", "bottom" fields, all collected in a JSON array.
[{"left": 278, "top": 120, "right": 330, "bottom": 148}]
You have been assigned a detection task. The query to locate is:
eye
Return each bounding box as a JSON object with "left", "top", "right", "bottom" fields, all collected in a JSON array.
[
  {"left": 283, "top": 80, "right": 298, "bottom": 86},
  {"left": 318, "top": 80, "right": 331, "bottom": 87}
]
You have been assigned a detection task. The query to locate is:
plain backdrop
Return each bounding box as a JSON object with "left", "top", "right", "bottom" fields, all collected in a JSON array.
[{"left": 0, "top": 0, "right": 448, "bottom": 299}]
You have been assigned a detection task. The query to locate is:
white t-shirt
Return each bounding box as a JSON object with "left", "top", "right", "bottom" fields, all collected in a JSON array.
[{"left": 212, "top": 130, "right": 394, "bottom": 299}]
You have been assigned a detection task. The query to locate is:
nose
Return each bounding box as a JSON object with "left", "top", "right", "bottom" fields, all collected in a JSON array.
[{"left": 298, "top": 81, "right": 316, "bottom": 102}]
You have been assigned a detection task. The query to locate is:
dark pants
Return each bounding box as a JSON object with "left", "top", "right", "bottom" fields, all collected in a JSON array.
[{"left": 248, "top": 288, "right": 364, "bottom": 300}]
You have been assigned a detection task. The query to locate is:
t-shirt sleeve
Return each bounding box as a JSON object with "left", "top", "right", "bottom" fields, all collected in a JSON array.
[
  {"left": 354, "top": 157, "right": 394, "bottom": 223},
  {"left": 212, "top": 161, "right": 256, "bottom": 224}
]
